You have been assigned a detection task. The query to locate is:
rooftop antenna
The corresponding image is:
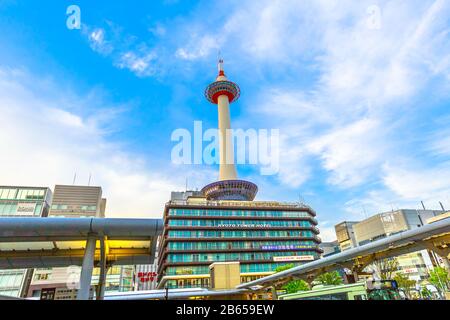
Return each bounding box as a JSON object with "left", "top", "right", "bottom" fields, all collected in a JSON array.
[
  {"left": 362, "top": 205, "right": 368, "bottom": 219},
  {"left": 72, "top": 172, "right": 77, "bottom": 185},
  {"left": 420, "top": 201, "right": 426, "bottom": 210},
  {"left": 88, "top": 173, "right": 92, "bottom": 186}
]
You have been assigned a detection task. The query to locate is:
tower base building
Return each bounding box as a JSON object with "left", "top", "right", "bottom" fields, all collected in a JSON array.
[{"left": 157, "top": 193, "right": 321, "bottom": 289}]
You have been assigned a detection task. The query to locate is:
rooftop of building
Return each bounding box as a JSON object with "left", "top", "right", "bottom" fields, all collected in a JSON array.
[{"left": 165, "top": 197, "right": 317, "bottom": 216}]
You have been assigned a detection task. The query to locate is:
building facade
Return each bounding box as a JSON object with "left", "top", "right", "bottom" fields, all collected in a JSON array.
[
  {"left": 0, "top": 186, "right": 52, "bottom": 298},
  {"left": 157, "top": 194, "right": 321, "bottom": 289},
  {"left": 350, "top": 209, "right": 443, "bottom": 282},
  {"left": 334, "top": 221, "right": 358, "bottom": 252},
  {"left": 27, "top": 185, "right": 108, "bottom": 299},
  {"left": 320, "top": 241, "right": 341, "bottom": 258},
  {"left": 48, "top": 185, "right": 106, "bottom": 218}
]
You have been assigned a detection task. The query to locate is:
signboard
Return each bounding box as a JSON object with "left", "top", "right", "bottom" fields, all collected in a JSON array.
[
  {"left": 136, "top": 272, "right": 157, "bottom": 283},
  {"left": 403, "top": 267, "right": 418, "bottom": 274},
  {"left": 40, "top": 288, "right": 56, "bottom": 300},
  {"left": 273, "top": 255, "right": 315, "bottom": 262},
  {"left": 16, "top": 202, "right": 36, "bottom": 216},
  {"left": 218, "top": 224, "right": 270, "bottom": 228},
  {"left": 261, "top": 245, "right": 314, "bottom": 250}
]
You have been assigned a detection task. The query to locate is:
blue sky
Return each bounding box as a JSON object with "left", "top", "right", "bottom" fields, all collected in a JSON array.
[{"left": 1, "top": 0, "right": 450, "bottom": 240}]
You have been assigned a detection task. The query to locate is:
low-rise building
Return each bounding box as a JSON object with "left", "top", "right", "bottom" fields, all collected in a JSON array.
[
  {"left": 0, "top": 186, "right": 52, "bottom": 298},
  {"left": 351, "top": 209, "right": 443, "bottom": 282}
]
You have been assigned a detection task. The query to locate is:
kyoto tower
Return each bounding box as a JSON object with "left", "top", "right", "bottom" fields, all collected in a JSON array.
[{"left": 201, "top": 59, "right": 258, "bottom": 201}]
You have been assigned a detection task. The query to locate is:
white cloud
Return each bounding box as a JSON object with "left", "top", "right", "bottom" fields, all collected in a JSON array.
[
  {"left": 175, "top": 35, "right": 220, "bottom": 61},
  {"left": 317, "top": 224, "right": 337, "bottom": 243},
  {"left": 86, "top": 27, "right": 113, "bottom": 55},
  {"left": 60, "top": 1, "right": 450, "bottom": 220},
  {"left": 383, "top": 163, "right": 450, "bottom": 206},
  {"left": 0, "top": 67, "right": 179, "bottom": 218},
  {"left": 116, "top": 50, "right": 157, "bottom": 77},
  {"left": 306, "top": 118, "right": 388, "bottom": 187},
  {"left": 224, "top": 0, "right": 450, "bottom": 194}
]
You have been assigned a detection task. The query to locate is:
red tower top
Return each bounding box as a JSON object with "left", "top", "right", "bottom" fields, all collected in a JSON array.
[{"left": 205, "top": 59, "right": 241, "bottom": 104}]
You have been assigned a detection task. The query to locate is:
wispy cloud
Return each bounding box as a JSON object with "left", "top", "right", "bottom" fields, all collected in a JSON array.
[
  {"left": 21, "top": 0, "right": 449, "bottom": 222},
  {"left": 0, "top": 67, "right": 179, "bottom": 217},
  {"left": 115, "top": 50, "right": 157, "bottom": 77},
  {"left": 81, "top": 23, "right": 158, "bottom": 77}
]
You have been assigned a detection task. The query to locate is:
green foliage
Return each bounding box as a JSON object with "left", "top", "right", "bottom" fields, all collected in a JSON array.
[
  {"left": 428, "top": 266, "right": 450, "bottom": 294},
  {"left": 274, "top": 264, "right": 310, "bottom": 294},
  {"left": 372, "top": 258, "right": 399, "bottom": 280},
  {"left": 315, "top": 271, "right": 343, "bottom": 286},
  {"left": 283, "top": 279, "right": 310, "bottom": 294},
  {"left": 420, "top": 286, "right": 432, "bottom": 299},
  {"left": 274, "top": 264, "right": 295, "bottom": 273},
  {"left": 393, "top": 273, "right": 416, "bottom": 299}
]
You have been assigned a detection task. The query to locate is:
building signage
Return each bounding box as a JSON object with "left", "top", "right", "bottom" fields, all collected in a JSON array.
[
  {"left": 273, "top": 255, "right": 315, "bottom": 262},
  {"left": 136, "top": 272, "right": 157, "bottom": 283},
  {"left": 261, "top": 245, "right": 314, "bottom": 250},
  {"left": 16, "top": 202, "right": 36, "bottom": 216},
  {"left": 217, "top": 224, "right": 270, "bottom": 228},
  {"left": 403, "top": 268, "right": 418, "bottom": 274}
]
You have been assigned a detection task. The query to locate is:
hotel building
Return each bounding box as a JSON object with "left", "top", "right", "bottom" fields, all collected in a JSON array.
[{"left": 157, "top": 194, "right": 321, "bottom": 289}]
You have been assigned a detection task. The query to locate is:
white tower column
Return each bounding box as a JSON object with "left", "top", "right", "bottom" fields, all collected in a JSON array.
[
  {"left": 218, "top": 94, "right": 237, "bottom": 181},
  {"left": 202, "top": 58, "right": 258, "bottom": 201}
]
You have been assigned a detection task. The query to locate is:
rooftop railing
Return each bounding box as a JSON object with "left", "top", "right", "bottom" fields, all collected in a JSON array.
[{"left": 168, "top": 200, "right": 317, "bottom": 215}]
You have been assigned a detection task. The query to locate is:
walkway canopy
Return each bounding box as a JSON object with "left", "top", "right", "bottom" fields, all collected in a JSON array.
[
  {"left": 0, "top": 218, "right": 163, "bottom": 269},
  {"left": 237, "top": 217, "right": 450, "bottom": 290}
]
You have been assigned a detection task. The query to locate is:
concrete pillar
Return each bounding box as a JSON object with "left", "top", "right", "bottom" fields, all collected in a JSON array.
[
  {"left": 96, "top": 238, "right": 107, "bottom": 300},
  {"left": 441, "top": 256, "right": 450, "bottom": 270},
  {"left": 77, "top": 236, "right": 96, "bottom": 300},
  {"left": 270, "top": 286, "right": 278, "bottom": 300}
]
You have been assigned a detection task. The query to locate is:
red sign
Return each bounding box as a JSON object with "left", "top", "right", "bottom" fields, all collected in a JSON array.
[{"left": 137, "top": 272, "right": 157, "bottom": 283}]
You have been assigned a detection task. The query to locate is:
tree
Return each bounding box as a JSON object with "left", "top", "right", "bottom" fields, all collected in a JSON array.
[
  {"left": 275, "top": 264, "right": 295, "bottom": 273},
  {"left": 428, "top": 266, "right": 450, "bottom": 298},
  {"left": 274, "top": 264, "right": 310, "bottom": 294},
  {"left": 371, "top": 258, "right": 399, "bottom": 280},
  {"left": 420, "top": 286, "right": 433, "bottom": 300},
  {"left": 315, "top": 271, "right": 343, "bottom": 286},
  {"left": 283, "top": 279, "right": 310, "bottom": 294},
  {"left": 393, "top": 273, "right": 416, "bottom": 299}
]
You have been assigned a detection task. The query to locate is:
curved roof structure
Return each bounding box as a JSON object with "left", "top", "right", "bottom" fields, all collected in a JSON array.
[
  {"left": 237, "top": 217, "right": 450, "bottom": 289},
  {"left": 0, "top": 217, "right": 163, "bottom": 269}
]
